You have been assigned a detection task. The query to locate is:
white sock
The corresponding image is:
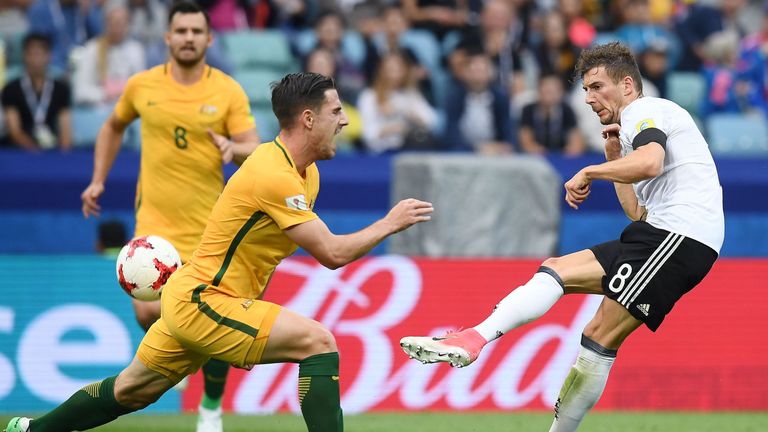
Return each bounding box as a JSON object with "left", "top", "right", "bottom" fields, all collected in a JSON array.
[
  {"left": 549, "top": 337, "right": 616, "bottom": 432},
  {"left": 473, "top": 269, "right": 564, "bottom": 342}
]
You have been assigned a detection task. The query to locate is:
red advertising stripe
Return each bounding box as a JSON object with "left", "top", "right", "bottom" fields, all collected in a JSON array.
[{"left": 181, "top": 258, "right": 768, "bottom": 412}]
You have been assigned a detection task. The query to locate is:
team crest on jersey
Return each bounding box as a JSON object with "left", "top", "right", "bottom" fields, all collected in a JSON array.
[
  {"left": 286, "top": 194, "right": 310, "bottom": 211},
  {"left": 635, "top": 118, "right": 655, "bottom": 132},
  {"left": 199, "top": 104, "right": 218, "bottom": 115}
]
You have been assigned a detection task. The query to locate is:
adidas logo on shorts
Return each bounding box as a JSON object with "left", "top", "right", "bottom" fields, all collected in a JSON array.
[{"left": 636, "top": 303, "right": 651, "bottom": 316}]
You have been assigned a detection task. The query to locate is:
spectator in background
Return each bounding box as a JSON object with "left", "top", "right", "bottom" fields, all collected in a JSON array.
[
  {"left": 442, "top": 51, "right": 514, "bottom": 154},
  {"left": 532, "top": 11, "right": 580, "bottom": 89},
  {"left": 364, "top": 4, "right": 433, "bottom": 104},
  {"left": 304, "top": 47, "right": 363, "bottom": 152},
  {"left": 26, "top": 0, "right": 102, "bottom": 72},
  {"left": 127, "top": 0, "right": 166, "bottom": 47},
  {"left": 401, "top": 0, "right": 468, "bottom": 40},
  {"left": 559, "top": 0, "right": 595, "bottom": 49},
  {"left": 0, "top": 0, "right": 32, "bottom": 48},
  {"left": 738, "top": 4, "right": 768, "bottom": 115},
  {"left": 1, "top": 33, "right": 71, "bottom": 150},
  {"left": 358, "top": 52, "right": 438, "bottom": 153},
  {"left": 308, "top": 11, "right": 366, "bottom": 103},
  {"left": 449, "top": 0, "right": 527, "bottom": 97},
  {"left": 638, "top": 38, "right": 669, "bottom": 98},
  {"left": 674, "top": 0, "right": 746, "bottom": 72},
  {"left": 402, "top": 0, "right": 472, "bottom": 40},
  {"left": 519, "top": 73, "right": 584, "bottom": 155},
  {"left": 73, "top": 0, "right": 145, "bottom": 107},
  {"left": 700, "top": 30, "right": 766, "bottom": 118},
  {"left": 196, "top": 0, "right": 249, "bottom": 31},
  {"left": 615, "top": 0, "right": 674, "bottom": 55}
]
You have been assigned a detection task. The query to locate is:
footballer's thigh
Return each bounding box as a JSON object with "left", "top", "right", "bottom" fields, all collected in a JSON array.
[
  {"left": 136, "top": 317, "right": 209, "bottom": 385},
  {"left": 259, "top": 308, "right": 337, "bottom": 364},
  {"left": 167, "top": 287, "right": 283, "bottom": 368},
  {"left": 195, "top": 292, "right": 337, "bottom": 365}
]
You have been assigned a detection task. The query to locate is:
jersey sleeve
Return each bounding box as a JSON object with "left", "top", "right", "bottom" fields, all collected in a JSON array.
[
  {"left": 254, "top": 170, "right": 318, "bottom": 230},
  {"left": 226, "top": 82, "right": 256, "bottom": 136},
  {"left": 621, "top": 102, "right": 668, "bottom": 150},
  {"left": 113, "top": 74, "right": 139, "bottom": 123}
]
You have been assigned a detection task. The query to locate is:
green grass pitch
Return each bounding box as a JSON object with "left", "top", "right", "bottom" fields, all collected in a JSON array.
[{"left": 3, "top": 412, "right": 767, "bottom": 431}]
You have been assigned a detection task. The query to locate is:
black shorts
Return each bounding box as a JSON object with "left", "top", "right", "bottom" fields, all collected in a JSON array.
[{"left": 590, "top": 221, "right": 718, "bottom": 331}]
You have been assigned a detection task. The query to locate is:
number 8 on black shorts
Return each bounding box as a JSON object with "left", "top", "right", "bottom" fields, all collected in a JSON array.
[{"left": 590, "top": 221, "right": 718, "bottom": 331}]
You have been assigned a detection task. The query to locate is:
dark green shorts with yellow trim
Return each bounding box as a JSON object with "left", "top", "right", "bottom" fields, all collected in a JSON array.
[{"left": 136, "top": 284, "right": 281, "bottom": 383}]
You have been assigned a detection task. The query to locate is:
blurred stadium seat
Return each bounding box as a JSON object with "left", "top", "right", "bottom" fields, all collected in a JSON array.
[
  {"left": 71, "top": 106, "right": 111, "bottom": 148},
  {"left": 251, "top": 105, "right": 279, "bottom": 142},
  {"left": 4, "top": 32, "right": 24, "bottom": 70},
  {"left": 222, "top": 30, "right": 295, "bottom": 72},
  {"left": 71, "top": 106, "right": 140, "bottom": 149},
  {"left": 234, "top": 69, "right": 284, "bottom": 107},
  {"left": 706, "top": 113, "right": 768, "bottom": 156},
  {"left": 667, "top": 72, "right": 706, "bottom": 117},
  {"left": 400, "top": 30, "right": 441, "bottom": 71},
  {"left": 441, "top": 30, "right": 461, "bottom": 57},
  {"left": 292, "top": 29, "right": 366, "bottom": 68}
]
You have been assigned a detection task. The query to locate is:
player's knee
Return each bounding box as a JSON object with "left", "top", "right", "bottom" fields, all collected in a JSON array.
[
  {"left": 541, "top": 256, "right": 565, "bottom": 275},
  {"left": 305, "top": 324, "right": 337, "bottom": 355},
  {"left": 114, "top": 382, "right": 162, "bottom": 410}
]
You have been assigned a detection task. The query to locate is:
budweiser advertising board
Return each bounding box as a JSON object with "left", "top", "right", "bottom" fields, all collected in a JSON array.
[{"left": 182, "top": 257, "right": 768, "bottom": 413}]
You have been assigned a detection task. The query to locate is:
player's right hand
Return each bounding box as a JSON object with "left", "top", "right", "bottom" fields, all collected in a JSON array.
[
  {"left": 81, "top": 182, "right": 104, "bottom": 218},
  {"left": 386, "top": 198, "right": 434, "bottom": 233}
]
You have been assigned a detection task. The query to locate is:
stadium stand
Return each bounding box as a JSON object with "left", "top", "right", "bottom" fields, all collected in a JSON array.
[
  {"left": 667, "top": 72, "right": 707, "bottom": 118},
  {"left": 221, "top": 30, "right": 295, "bottom": 72},
  {"left": 234, "top": 68, "right": 285, "bottom": 107},
  {"left": 707, "top": 113, "right": 768, "bottom": 156}
]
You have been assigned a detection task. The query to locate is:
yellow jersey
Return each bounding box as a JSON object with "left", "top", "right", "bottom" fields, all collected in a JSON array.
[
  {"left": 167, "top": 137, "right": 319, "bottom": 300},
  {"left": 114, "top": 63, "right": 255, "bottom": 260}
]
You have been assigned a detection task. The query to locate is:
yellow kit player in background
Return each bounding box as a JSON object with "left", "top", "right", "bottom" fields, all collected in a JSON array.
[
  {"left": 6, "top": 72, "right": 433, "bottom": 432},
  {"left": 79, "top": 2, "right": 259, "bottom": 431}
]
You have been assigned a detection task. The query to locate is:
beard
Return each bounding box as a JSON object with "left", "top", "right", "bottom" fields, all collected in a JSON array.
[{"left": 172, "top": 48, "right": 205, "bottom": 68}]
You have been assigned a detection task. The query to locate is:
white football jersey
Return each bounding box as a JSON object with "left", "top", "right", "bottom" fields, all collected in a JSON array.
[{"left": 619, "top": 97, "right": 724, "bottom": 253}]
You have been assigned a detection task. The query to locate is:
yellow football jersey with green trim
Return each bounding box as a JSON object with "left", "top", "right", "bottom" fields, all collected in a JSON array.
[
  {"left": 167, "top": 138, "right": 320, "bottom": 300},
  {"left": 114, "top": 63, "right": 255, "bottom": 260}
]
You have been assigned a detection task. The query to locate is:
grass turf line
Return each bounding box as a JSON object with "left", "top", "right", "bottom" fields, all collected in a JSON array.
[{"left": 1, "top": 412, "right": 767, "bottom": 431}]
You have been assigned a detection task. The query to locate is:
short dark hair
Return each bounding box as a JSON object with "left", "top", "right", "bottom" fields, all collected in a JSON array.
[
  {"left": 23, "top": 33, "right": 51, "bottom": 51},
  {"left": 573, "top": 42, "right": 643, "bottom": 94},
  {"left": 271, "top": 73, "right": 336, "bottom": 130},
  {"left": 168, "top": 0, "right": 211, "bottom": 29}
]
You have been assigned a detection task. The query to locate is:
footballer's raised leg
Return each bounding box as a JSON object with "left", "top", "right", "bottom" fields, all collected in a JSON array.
[{"left": 401, "top": 266, "right": 566, "bottom": 367}]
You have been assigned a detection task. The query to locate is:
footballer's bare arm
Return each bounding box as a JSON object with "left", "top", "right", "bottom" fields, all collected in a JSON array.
[{"left": 285, "top": 199, "right": 433, "bottom": 269}]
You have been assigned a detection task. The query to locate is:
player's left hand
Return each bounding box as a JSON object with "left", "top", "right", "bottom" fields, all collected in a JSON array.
[
  {"left": 208, "top": 128, "right": 234, "bottom": 164},
  {"left": 564, "top": 170, "right": 592, "bottom": 209}
]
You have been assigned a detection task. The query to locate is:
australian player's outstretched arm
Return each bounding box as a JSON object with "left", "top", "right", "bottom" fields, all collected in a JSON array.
[
  {"left": 285, "top": 198, "right": 433, "bottom": 269},
  {"left": 81, "top": 113, "right": 132, "bottom": 217}
]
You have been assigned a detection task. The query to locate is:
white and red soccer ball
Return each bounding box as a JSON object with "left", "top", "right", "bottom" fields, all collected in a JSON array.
[{"left": 115, "top": 235, "right": 181, "bottom": 301}]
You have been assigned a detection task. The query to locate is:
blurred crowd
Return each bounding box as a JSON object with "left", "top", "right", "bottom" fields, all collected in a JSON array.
[{"left": 0, "top": 0, "right": 766, "bottom": 155}]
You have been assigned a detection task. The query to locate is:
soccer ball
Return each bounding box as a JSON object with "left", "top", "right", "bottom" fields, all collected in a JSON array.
[{"left": 115, "top": 235, "right": 181, "bottom": 301}]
